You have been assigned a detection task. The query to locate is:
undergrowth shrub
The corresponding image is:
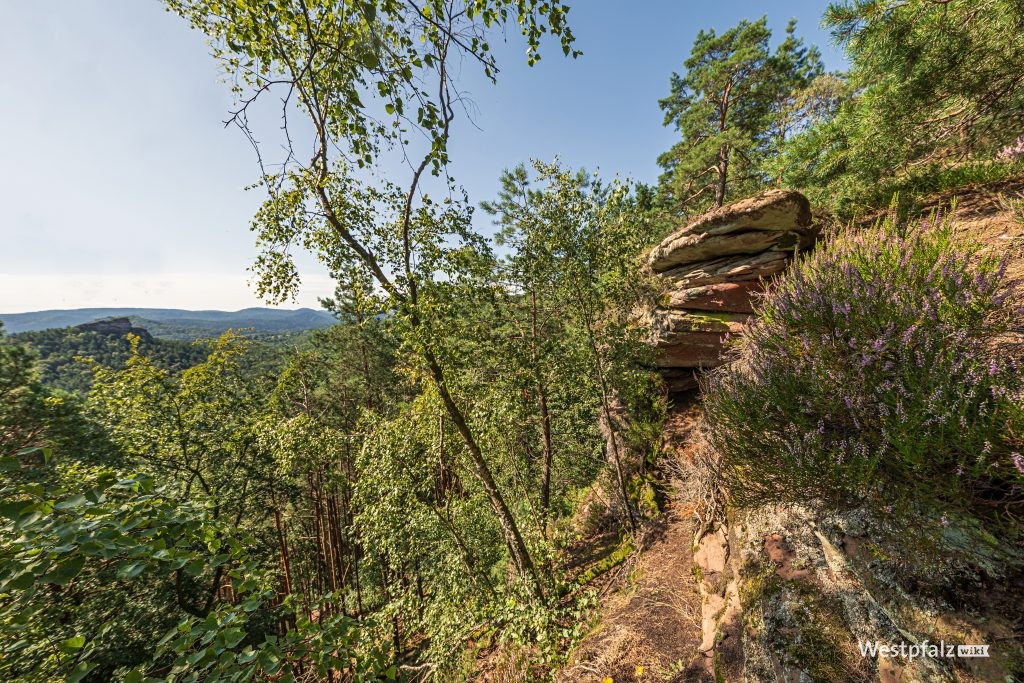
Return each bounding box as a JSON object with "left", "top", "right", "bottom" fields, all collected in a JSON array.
[
  {"left": 703, "top": 210, "right": 1024, "bottom": 519},
  {"left": 810, "top": 158, "right": 1024, "bottom": 220}
]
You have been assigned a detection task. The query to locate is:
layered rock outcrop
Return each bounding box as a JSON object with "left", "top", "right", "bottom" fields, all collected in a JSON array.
[{"left": 645, "top": 190, "right": 815, "bottom": 391}]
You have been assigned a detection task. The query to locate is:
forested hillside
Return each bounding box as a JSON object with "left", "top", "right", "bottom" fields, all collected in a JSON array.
[
  {"left": 9, "top": 324, "right": 209, "bottom": 394},
  {"left": 0, "top": 307, "right": 334, "bottom": 336},
  {"left": 2, "top": 1, "right": 1023, "bottom": 682}
]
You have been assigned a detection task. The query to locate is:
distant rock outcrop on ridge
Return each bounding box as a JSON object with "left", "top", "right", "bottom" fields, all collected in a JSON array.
[{"left": 76, "top": 316, "right": 153, "bottom": 341}]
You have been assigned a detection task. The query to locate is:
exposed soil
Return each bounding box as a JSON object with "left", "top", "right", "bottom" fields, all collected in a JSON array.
[
  {"left": 559, "top": 399, "right": 711, "bottom": 683},
  {"left": 558, "top": 510, "right": 708, "bottom": 683}
]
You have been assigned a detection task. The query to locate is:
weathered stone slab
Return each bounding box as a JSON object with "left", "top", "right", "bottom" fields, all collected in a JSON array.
[
  {"left": 689, "top": 189, "right": 811, "bottom": 235},
  {"left": 661, "top": 250, "right": 790, "bottom": 289},
  {"left": 653, "top": 331, "right": 731, "bottom": 368},
  {"left": 641, "top": 189, "right": 814, "bottom": 386},
  {"left": 647, "top": 190, "right": 811, "bottom": 272},
  {"left": 651, "top": 310, "right": 750, "bottom": 335},
  {"left": 661, "top": 281, "right": 763, "bottom": 314},
  {"left": 649, "top": 228, "right": 811, "bottom": 272}
]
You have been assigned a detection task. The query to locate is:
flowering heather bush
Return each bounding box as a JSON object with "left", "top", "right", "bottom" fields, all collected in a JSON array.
[
  {"left": 703, "top": 211, "right": 1024, "bottom": 512},
  {"left": 998, "top": 135, "right": 1024, "bottom": 161}
]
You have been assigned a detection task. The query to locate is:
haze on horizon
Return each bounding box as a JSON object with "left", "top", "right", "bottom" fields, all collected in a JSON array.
[{"left": 0, "top": 1, "right": 844, "bottom": 315}]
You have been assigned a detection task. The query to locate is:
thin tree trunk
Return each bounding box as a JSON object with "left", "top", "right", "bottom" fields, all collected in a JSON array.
[
  {"left": 715, "top": 81, "right": 733, "bottom": 207},
  {"left": 380, "top": 560, "right": 402, "bottom": 663},
  {"left": 531, "top": 289, "right": 555, "bottom": 528},
  {"left": 578, "top": 302, "right": 638, "bottom": 534},
  {"left": 715, "top": 143, "right": 730, "bottom": 208},
  {"left": 538, "top": 386, "right": 554, "bottom": 522},
  {"left": 307, "top": 24, "right": 541, "bottom": 599},
  {"left": 309, "top": 475, "right": 331, "bottom": 596},
  {"left": 429, "top": 504, "right": 496, "bottom": 595},
  {"left": 423, "top": 349, "right": 543, "bottom": 597},
  {"left": 272, "top": 494, "right": 294, "bottom": 600},
  {"left": 355, "top": 308, "right": 375, "bottom": 411},
  {"left": 326, "top": 491, "right": 348, "bottom": 616},
  {"left": 340, "top": 439, "right": 364, "bottom": 616}
]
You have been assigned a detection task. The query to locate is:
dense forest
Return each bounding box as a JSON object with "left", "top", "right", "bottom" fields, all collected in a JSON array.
[
  {"left": 9, "top": 320, "right": 309, "bottom": 394},
  {"left": 3, "top": 1, "right": 1024, "bottom": 681},
  {"left": 10, "top": 325, "right": 210, "bottom": 394}
]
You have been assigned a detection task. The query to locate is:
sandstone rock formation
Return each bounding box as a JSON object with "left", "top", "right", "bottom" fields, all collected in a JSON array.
[
  {"left": 645, "top": 189, "right": 815, "bottom": 391},
  {"left": 690, "top": 501, "right": 1021, "bottom": 682}
]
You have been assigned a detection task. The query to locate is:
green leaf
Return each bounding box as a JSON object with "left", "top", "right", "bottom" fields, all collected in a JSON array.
[
  {"left": 60, "top": 635, "right": 86, "bottom": 652},
  {"left": 116, "top": 560, "right": 147, "bottom": 580},
  {"left": 221, "top": 627, "right": 246, "bottom": 649},
  {"left": 0, "top": 500, "right": 31, "bottom": 520},
  {"left": 361, "top": 51, "right": 380, "bottom": 70},
  {"left": 67, "top": 662, "right": 94, "bottom": 683},
  {"left": 55, "top": 494, "right": 88, "bottom": 510},
  {"left": 185, "top": 558, "right": 206, "bottom": 576},
  {"left": 5, "top": 571, "right": 35, "bottom": 591},
  {"left": 42, "top": 555, "right": 86, "bottom": 586},
  {"left": 240, "top": 597, "right": 261, "bottom": 612},
  {"left": 156, "top": 628, "right": 178, "bottom": 650}
]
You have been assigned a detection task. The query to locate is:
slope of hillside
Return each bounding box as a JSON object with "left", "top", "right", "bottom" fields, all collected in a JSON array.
[{"left": 0, "top": 307, "right": 334, "bottom": 336}]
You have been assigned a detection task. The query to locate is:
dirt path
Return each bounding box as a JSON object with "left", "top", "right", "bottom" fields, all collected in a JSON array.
[{"left": 559, "top": 402, "right": 711, "bottom": 683}]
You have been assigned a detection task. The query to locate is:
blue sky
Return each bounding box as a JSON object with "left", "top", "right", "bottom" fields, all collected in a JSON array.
[{"left": 0, "top": 1, "right": 846, "bottom": 313}]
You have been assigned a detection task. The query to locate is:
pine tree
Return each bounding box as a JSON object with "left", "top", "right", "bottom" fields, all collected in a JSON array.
[{"left": 657, "top": 18, "right": 774, "bottom": 214}]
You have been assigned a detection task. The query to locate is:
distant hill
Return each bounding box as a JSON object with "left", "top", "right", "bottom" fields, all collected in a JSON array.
[
  {"left": 9, "top": 323, "right": 209, "bottom": 394},
  {"left": 0, "top": 307, "right": 335, "bottom": 338},
  {"left": 6, "top": 314, "right": 304, "bottom": 394}
]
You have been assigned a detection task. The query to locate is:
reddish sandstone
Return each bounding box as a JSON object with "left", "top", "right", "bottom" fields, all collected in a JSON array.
[{"left": 662, "top": 282, "right": 763, "bottom": 314}]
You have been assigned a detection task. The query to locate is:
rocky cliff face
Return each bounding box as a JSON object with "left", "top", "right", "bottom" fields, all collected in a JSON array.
[
  {"left": 678, "top": 186, "right": 1024, "bottom": 682},
  {"left": 645, "top": 190, "right": 816, "bottom": 391}
]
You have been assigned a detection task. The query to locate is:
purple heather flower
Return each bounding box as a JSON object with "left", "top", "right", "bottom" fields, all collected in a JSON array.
[
  {"left": 1012, "top": 453, "right": 1024, "bottom": 475},
  {"left": 997, "top": 135, "right": 1024, "bottom": 161}
]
